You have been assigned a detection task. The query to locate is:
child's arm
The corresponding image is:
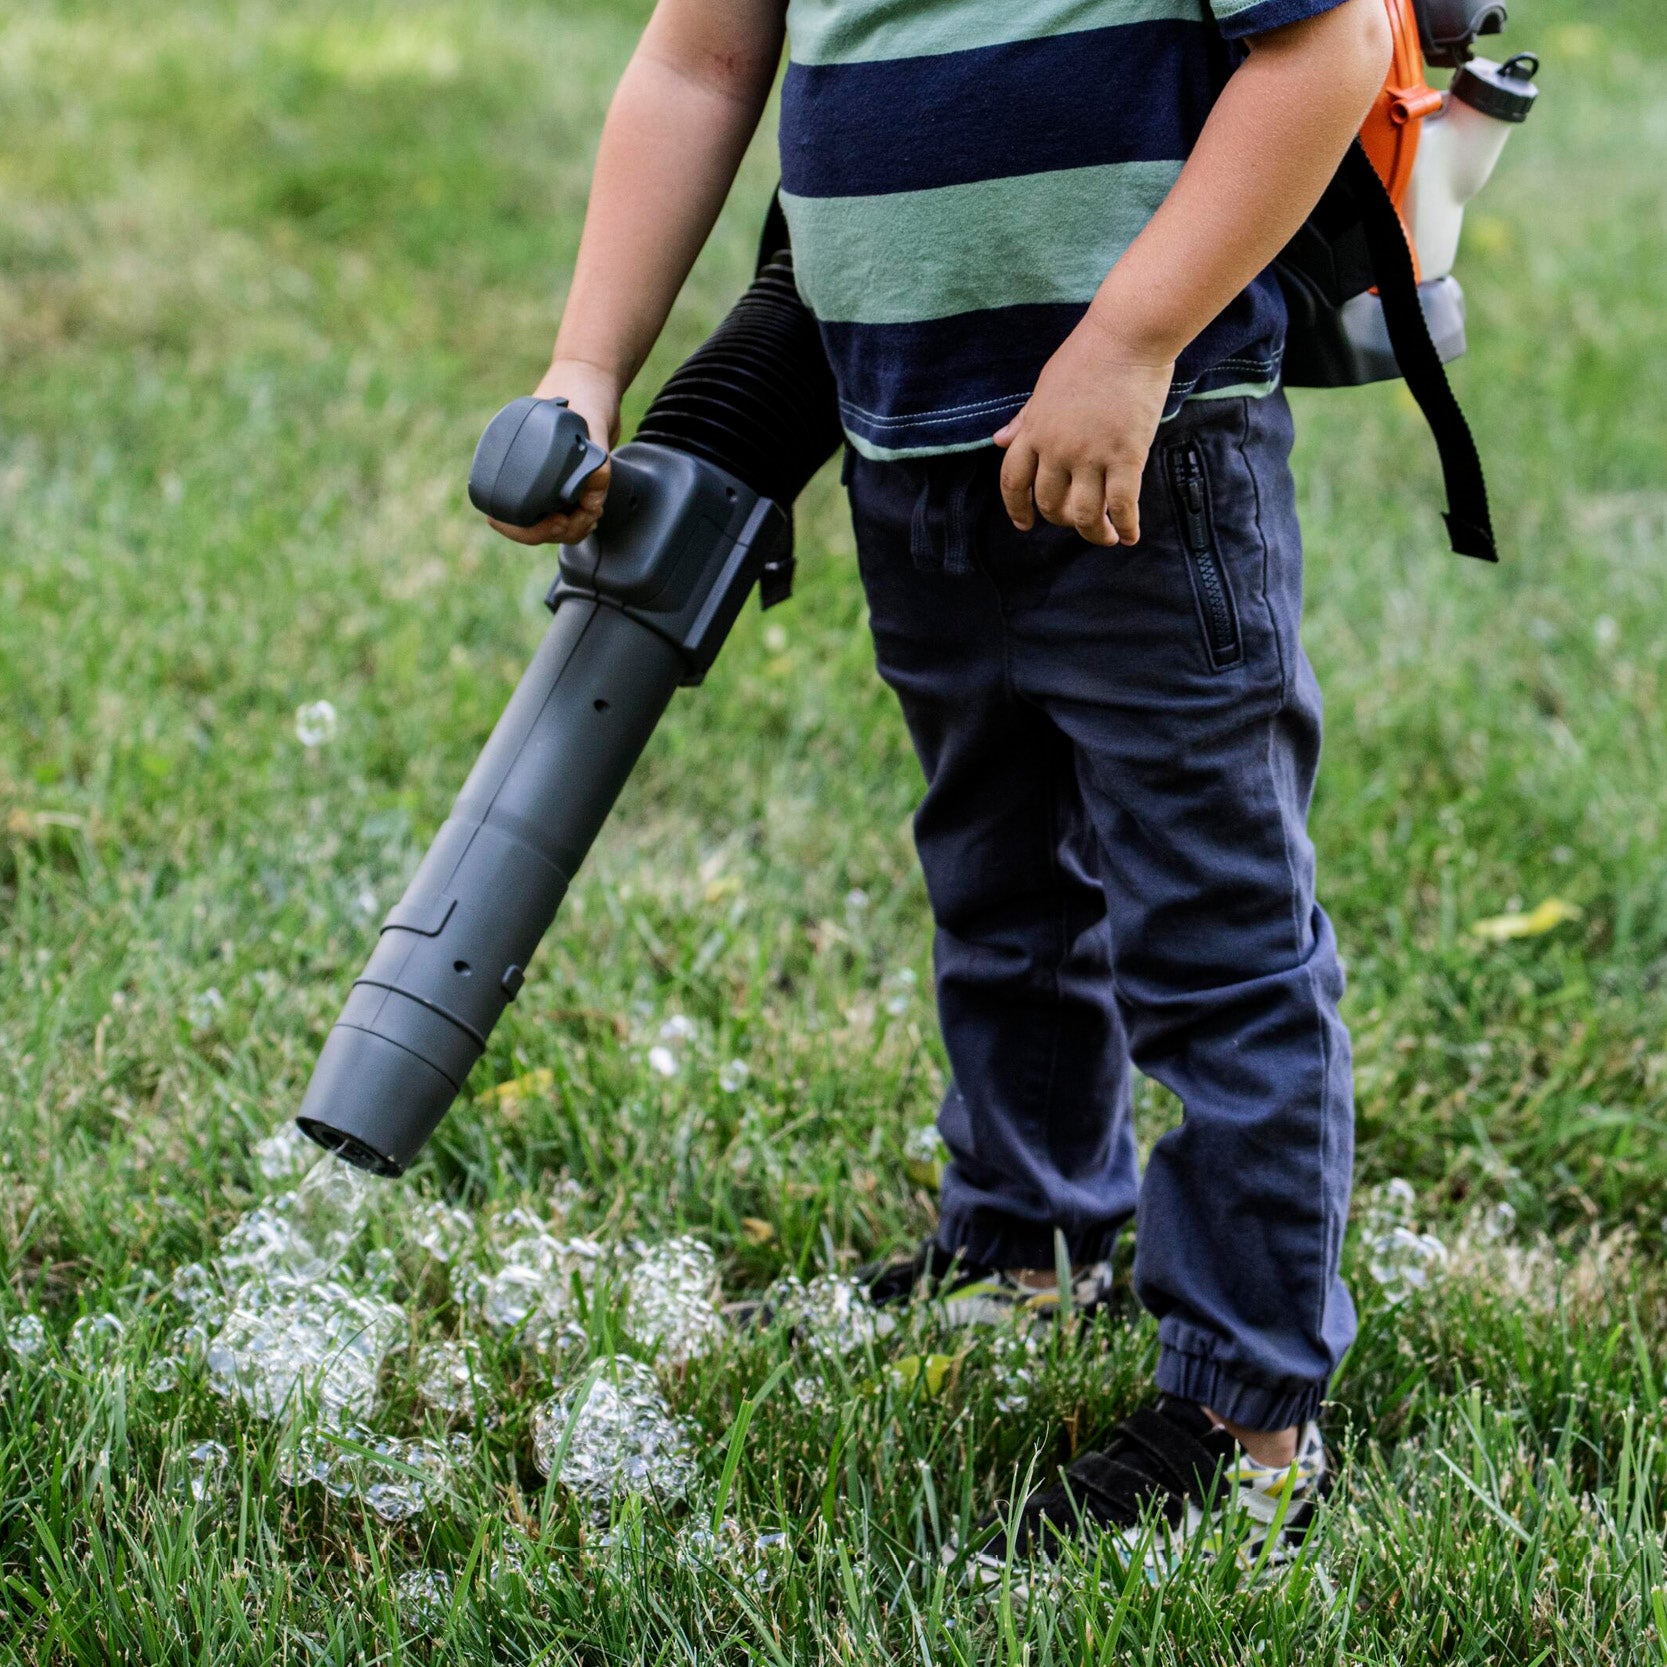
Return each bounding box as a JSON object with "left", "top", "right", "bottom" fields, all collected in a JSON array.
[
  {"left": 490, "top": 0, "right": 786, "bottom": 548},
  {"left": 996, "top": 0, "right": 1393, "bottom": 548}
]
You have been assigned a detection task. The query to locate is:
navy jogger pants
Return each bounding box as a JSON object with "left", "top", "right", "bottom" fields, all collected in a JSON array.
[{"left": 846, "top": 391, "right": 1356, "bottom": 1431}]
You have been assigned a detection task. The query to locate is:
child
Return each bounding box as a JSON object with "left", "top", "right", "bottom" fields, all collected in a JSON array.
[{"left": 492, "top": 0, "right": 1391, "bottom": 1576}]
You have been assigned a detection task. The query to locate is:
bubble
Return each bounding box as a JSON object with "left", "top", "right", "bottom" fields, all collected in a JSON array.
[
  {"left": 363, "top": 1437, "right": 456, "bottom": 1523},
  {"left": 169, "top": 1321, "right": 212, "bottom": 1364},
  {"left": 416, "top": 1340, "right": 482, "bottom": 1416},
  {"left": 1367, "top": 1227, "right": 1450, "bottom": 1306},
  {"left": 216, "top": 1160, "right": 373, "bottom": 1289},
  {"left": 362, "top": 1247, "right": 399, "bottom": 1294},
  {"left": 409, "top": 1201, "right": 474, "bottom": 1263},
  {"left": 68, "top": 1312, "right": 126, "bottom": 1367},
  {"left": 845, "top": 888, "right": 870, "bottom": 914},
  {"left": 188, "top": 987, "right": 227, "bottom": 1034},
  {"left": 1480, "top": 1201, "right": 1517, "bottom": 1244},
  {"left": 647, "top": 1046, "right": 679, "bottom": 1079},
  {"left": 903, "top": 1123, "right": 947, "bottom": 1187},
  {"left": 991, "top": 1331, "right": 1040, "bottom": 1414},
  {"left": 790, "top": 1376, "right": 826, "bottom": 1410},
  {"left": 548, "top": 1177, "right": 585, "bottom": 1220},
  {"left": 673, "top": 1519, "right": 789, "bottom": 1590},
  {"left": 477, "top": 1234, "right": 606, "bottom": 1344},
  {"left": 718, "top": 1060, "right": 750, "bottom": 1094},
  {"left": 765, "top": 1274, "right": 889, "bottom": 1358},
  {"left": 215, "top": 1207, "right": 328, "bottom": 1287},
  {"left": 531, "top": 1356, "right": 696, "bottom": 1510},
  {"left": 626, "top": 1238, "right": 724, "bottom": 1365},
  {"left": 5, "top": 1314, "right": 48, "bottom": 1361},
  {"left": 883, "top": 967, "right": 918, "bottom": 1017},
  {"left": 486, "top": 1541, "right": 530, "bottom": 1595},
  {"left": 206, "top": 1281, "right": 404, "bottom": 1423},
  {"left": 395, "top": 1568, "right": 452, "bottom": 1633},
  {"left": 659, "top": 1014, "right": 698, "bottom": 1045},
  {"left": 295, "top": 700, "right": 339, "bottom": 748},
  {"left": 254, "top": 1122, "right": 319, "bottom": 1184},
  {"left": 171, "top": 1263, "right": 225, "bottom": 1321},
  {"left": 145, "top": 1354, "right": 182, "bottom": 1393},
  {"left": 280, "top": 1424, "right": 458, "bottom": 1525},
  {"left": 1362, "top": 1177, "right": 1419, "bottom": 1238},
  {"left": 182, "top": 1439, "right": 229, "bottom": 1504}
]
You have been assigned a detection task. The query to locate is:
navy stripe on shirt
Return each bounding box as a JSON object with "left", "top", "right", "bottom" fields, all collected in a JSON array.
[
  {"left": 820, "top": 277, "right": 1287, "bottom": 453},
  {"left": 779, "top": 20, "right": 1227, "bottom": 200}
]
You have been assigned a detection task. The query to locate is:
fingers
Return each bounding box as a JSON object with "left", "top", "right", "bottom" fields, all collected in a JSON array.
[
  {"left": 485, "top": 457, "right": 611, "bottom": 547},
  {"left": 999, "top": 437, "right": 1039, "bottom": 531},
  {"left": 1032, "top": 460, "right": 1073, "bottom": 531},
  {"left": 1105, "top": 466, "right": 1142, "bottom": 547},
  {"left": 1063, "top": 467, "right": 1118, "bottom": 547}
]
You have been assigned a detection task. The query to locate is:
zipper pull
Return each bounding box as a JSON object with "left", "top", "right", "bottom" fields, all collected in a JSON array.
[{"left": 1171, "top": 443, "right": 1210, "bottom": 551}]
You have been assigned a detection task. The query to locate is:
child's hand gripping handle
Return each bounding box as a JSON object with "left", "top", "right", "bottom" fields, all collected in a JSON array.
[{"left": 468, "top": 396, "right": 610, "bottom": 527}]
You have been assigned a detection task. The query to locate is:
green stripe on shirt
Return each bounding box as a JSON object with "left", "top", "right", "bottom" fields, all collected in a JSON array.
[
  {"left": 781, "top": 161, "right": 1184, "bottom": 326},
  {"left": 785, "top": 0, "right": 1208, "bottom": 65}
]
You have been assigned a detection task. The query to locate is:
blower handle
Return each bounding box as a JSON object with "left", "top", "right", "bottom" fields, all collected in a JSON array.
[{"left": 467, "top": 396, "right": 610, "bottom": 527}]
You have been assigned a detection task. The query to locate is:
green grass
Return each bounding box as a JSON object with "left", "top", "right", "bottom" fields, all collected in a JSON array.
[{"left": 3, "top": 0, "right": 1667, "bottom": 1659}]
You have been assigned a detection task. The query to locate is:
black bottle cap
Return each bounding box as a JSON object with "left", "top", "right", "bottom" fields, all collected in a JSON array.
[{"left": 1451, "top": 53, "right": 1541, "bottom": 124}]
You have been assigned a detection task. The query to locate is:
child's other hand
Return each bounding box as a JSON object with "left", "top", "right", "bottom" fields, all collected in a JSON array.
[
  {"left": 994, "top": 315, "right": 1174, "bottom": 548},
  {"left": 486, "top": 359, "right": 622, "bottom": 547}
]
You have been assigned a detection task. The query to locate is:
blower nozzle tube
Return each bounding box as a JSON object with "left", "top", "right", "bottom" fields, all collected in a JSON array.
[{"left": 296, "top": 247, "right": 840, "bottom": 1176}]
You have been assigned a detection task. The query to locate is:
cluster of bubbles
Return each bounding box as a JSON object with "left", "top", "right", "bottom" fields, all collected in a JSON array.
[
  {"left": 452, "top": 1217, "right": 609, "bottom": 1351},
  {"left": 395, "top": 1568, "right": 452, "bottom": 1633},
  {"left": 763, "top": 1273, "right": 892, "bottom": 1359},
  {"left": 625, "top": 1237, "right": 724, "bottom": 1365},
  {"left": 186, "top": 1159, "right": 409, "bottom": 1425},
  {"left": 531, "top": 1355, "right": 698, "bottom": 1511},
  {"left": 207, "top": 1281, "right": 404, "bottom": 1423},
  {"left": 638, "top": 1011, "right": 750, "bottom": 1095},
  {"left": 280, "top": 1425, "right": 464, "bottom": 1524},
  {"left": 415, "top": 1339, "right": 483, "bottom": 1417},
  {"left": 990, "top": 1331, "right": 1040, "bottom": 1415},
  {"left": 647, "top": 1013, "right": 698, "bottom": 1080},
  {"left": 1362, "top": 1178, "right": 1451, "bottom": 1306}
]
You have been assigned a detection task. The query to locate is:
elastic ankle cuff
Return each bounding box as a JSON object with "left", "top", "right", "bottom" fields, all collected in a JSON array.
[{"left": 1156, "top": 1348, "right": 1326, "bottom": 1433}]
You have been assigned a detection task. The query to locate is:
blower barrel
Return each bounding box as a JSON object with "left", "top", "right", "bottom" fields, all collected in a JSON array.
[{"left": 296, "top": 245, "right": 840, "bottom": 1176}]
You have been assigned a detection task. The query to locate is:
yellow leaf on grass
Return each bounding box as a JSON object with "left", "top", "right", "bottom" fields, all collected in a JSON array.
[
  {"left": 890, "top": 1353, "right": 961, "bottom": 1397},
  {"left": 478, "top": 1067, "right": 555, "bottom": 1105},
  {"left": 740, "top": 1217, "right": 777, "bottom": 1246},
  {"left": 1470, "top": 898, "right": 1583, "bottom": 942}
]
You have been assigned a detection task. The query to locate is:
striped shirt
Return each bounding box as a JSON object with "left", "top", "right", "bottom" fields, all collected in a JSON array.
[{"left": 779, "top": 0, "right": 1350, "bottom": 459}]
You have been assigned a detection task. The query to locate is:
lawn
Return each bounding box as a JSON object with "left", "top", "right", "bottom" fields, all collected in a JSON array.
[{"left": 2, "top": 0, "right": 1666, "bottom": 1660}]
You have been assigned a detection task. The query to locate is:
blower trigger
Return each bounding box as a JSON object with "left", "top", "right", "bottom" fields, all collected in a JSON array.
[{"left": 468, "top": 395, "right": 611, "bottom": 528}]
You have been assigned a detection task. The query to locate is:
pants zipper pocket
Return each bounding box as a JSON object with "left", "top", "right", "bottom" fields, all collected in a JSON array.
[{"left": 1166, "top": 439, "right": 1243, "bottom": 671}]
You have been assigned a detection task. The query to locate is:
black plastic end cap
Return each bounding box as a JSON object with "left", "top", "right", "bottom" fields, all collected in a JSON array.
[
  {"left": 1451, "top": 54, "right": 1540, "bottom": 124},
  {"left": 294, "top": 1024, "right": 461, "bottom": 1178}
]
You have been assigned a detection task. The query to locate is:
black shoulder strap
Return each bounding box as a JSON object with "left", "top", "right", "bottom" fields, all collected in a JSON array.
[{"left": 1342, "top": 140, "right": 1498, "bottom": 562}]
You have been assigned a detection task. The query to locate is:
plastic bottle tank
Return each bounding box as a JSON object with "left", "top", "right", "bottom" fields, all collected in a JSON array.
[{"left": 1405, "top": 53, "right": 1540, "bottom": 284}]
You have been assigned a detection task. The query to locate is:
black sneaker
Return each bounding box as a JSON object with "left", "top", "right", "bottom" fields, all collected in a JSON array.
[
  {"left": 960, "top": 1398, "right": 1328, "bottom": 1589},
  {"left": 857, "top": 1237, "right": 1120, "bottom": 1328}
]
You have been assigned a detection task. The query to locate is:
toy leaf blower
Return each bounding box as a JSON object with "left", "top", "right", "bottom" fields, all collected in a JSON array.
[
  {"left": 296, "top": 1, "right": 1537, "bottom": 1178},
  {"left": 296, "top": 240, "right": 841, "bottom": 1175}
]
